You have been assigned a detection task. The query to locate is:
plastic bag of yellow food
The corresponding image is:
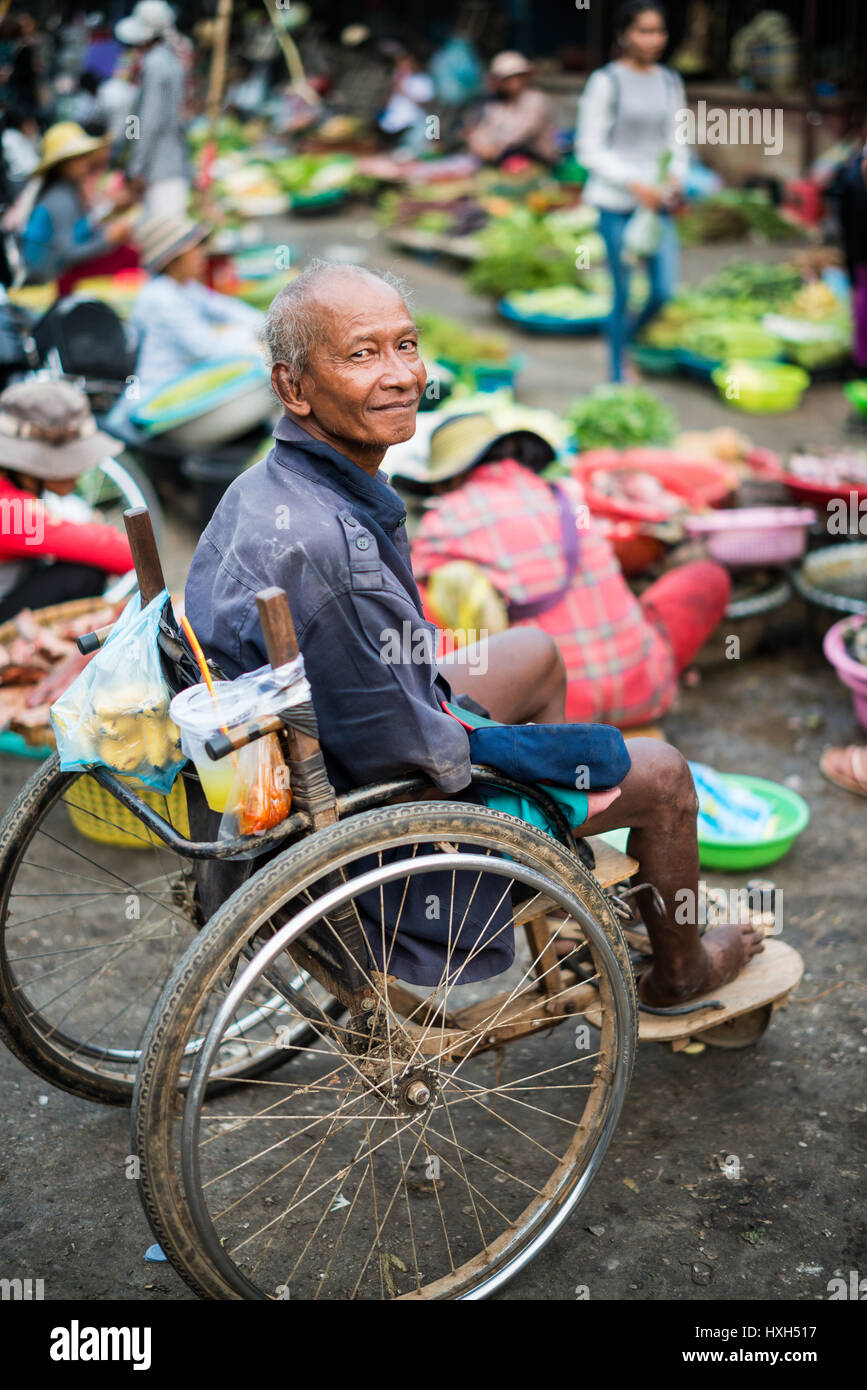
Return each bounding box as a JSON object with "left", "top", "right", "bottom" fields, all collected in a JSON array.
[
  {"left": 425, "top": 561, "right": 509, "bottom": 641},
  {"left": 50, "top": 589, "right": 185, "bottom": 793}
]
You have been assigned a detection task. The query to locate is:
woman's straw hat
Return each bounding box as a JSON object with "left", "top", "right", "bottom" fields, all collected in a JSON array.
[
  {"left": 35, "top": 122, "right": 110, "bottom": 176},
  {"left": 136, "top": 212, "right": 209, "bottom": 274}
]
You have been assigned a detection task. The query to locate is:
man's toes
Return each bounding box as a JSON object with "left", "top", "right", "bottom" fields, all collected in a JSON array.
[{"left": 740, "top": 924, "right": 765, "bottom": 957}]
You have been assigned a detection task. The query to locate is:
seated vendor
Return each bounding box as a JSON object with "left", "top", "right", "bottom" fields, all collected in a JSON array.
[
  {"left": 20, "top": 122, "right": 138, "bottom": 294},
  {"left": 106, "top": 212, "right": 264, "bottom": 437},
  {"left": 186, "top": 261, "right": 762, "bottom": 1006},
  {"left": 406, "top": 413, "right": 730, "bottom": 729},
  {"left": 466, "top": 51, "right": 558, "bottom": 166},
  {"left": 0, "top": 379, "right": 133, "bottom": 622}
]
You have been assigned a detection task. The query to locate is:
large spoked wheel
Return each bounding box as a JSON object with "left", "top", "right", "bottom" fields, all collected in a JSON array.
[
  {"left": 134, "top": 802, "right": 637, "bottom": 1300},
  {"left": 0, "top": 755, "right": 334, "bottom": 1103}
]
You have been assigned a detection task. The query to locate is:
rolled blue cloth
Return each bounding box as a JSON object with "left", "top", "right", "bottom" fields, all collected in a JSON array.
[{"left": 444, "top": 700, "right": 631, "bottom": 791}]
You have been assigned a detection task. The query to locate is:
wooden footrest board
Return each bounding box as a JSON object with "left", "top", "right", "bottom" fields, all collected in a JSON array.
[
  {"left": 586, "top": 835, "right": 638, "bottom": 888},
  {"left": 584, "top": 938, "right": 804, "bottom": 1041}
]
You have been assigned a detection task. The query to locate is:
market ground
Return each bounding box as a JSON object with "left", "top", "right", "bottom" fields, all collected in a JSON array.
[{"left": 0, "top": 210, "right": 865, "bottom": 1302}]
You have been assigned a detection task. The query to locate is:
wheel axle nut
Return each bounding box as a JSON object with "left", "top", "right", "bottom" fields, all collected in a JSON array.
[{"left": 406, "top": 1081, "right": 431, "bottom": 1107}]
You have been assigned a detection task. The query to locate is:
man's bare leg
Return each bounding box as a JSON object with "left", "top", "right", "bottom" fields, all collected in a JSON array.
[
  {"left": 571, "top": 738, "right": 763, "bottom": 1005},
  {"left": 438, "top": 627, "right": 567, "bottom": 724},
  {"left": 440, "top": 631, "right": 763, "bottom": 1006}
]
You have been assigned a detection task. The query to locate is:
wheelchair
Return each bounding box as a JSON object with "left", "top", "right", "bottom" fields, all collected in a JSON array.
[{"left": 0, "top": 507, "right": 792, "bottom": 1299}]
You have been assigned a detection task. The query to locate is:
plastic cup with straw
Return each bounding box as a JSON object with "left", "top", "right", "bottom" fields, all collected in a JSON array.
[{"left": 169, "top": 617, "right": 244, "bottom": 813}]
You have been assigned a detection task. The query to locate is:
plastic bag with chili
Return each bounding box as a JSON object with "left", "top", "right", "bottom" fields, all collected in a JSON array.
[{"left": 218, "top": 732, "right": 291, "bottom": 854}]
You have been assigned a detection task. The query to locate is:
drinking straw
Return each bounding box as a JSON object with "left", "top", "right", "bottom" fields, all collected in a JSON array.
[{"left": 180, "top": 614, "right": 238, "bottom": 768}]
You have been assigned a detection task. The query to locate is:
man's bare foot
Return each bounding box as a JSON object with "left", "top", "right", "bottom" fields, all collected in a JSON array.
[{"left": 638, "top": 922, "right": 764, "bottom": 1008}]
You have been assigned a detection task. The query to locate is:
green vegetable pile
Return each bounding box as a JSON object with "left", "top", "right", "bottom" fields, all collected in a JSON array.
[
  {"left": 678, "top": 191, "right": 806, "bottom": 246},
  {"left": 269, "top": 154, "right": 359, "bottom": 196},
  {"left": 705, "top": 260, "right": 803, "bottom": 305},
  {"left": 640, "top": 259, "right": 806, "bottom": 349},
  {"left": 565, "top": 385, "right": 677, "bottom": 450},
  {"left": 468, "top": 208, "right": 604, "bottom": 298},
  {"left": 503, "top": 286, "right": 611, "bottom": 319},
  {"left": 680, "top": 319, "right": 784, "bottom": 362},
  {"left": 415, "top": 312, "right": 511, "bottom": 367}
]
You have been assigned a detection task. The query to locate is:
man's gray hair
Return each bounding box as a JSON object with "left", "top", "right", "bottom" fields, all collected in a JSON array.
[{"left": 262, "top": 260, "right": 411, "bottom": 381}]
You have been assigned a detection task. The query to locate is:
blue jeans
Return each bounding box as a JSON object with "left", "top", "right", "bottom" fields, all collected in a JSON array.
[{"left": 596, "top": 208, "right": 680, "bottom": 382}]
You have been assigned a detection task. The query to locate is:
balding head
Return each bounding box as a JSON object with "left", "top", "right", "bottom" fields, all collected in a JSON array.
[
  {"left": 265, "top": 259, "right": 426, "bottom": 473},
  {"left": 264, "top": 260, "right": 411, "bottom": 382}
]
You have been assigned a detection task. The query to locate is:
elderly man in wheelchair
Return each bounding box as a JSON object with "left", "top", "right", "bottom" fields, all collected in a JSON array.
[
  {"left": 186, "top": 259, "right": 763, "bottom": 1011},
  {"left": 1, "top": 259, "right": 788, "bottom": 1302}
]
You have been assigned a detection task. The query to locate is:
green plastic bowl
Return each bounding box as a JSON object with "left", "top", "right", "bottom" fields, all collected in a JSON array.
[
  {"left": 845, "top": 380, "right": 867, "bottom": 418},
  {"left": 711, "top": 360, "right": 810, "bottom": 414},
  {"left": 697, "top": 773, "right": 810, "bottom": 870}
]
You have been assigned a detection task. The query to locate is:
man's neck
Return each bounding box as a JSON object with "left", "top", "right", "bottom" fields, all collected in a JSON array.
[{"left": 288, "top": 414, "right": 386, "bottom": 477}]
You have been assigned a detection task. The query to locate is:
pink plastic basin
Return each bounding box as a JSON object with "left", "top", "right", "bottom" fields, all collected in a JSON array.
[
  {"left": 823, "top": 615, "right": 867, "bottom": 729},
  {"left": 684, "top": 506, "right": 816, "bottom": 568}
]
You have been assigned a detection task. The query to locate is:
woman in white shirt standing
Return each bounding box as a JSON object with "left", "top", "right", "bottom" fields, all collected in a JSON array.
[{"left": 577, "top": 3, "right": 688, "bottom": 381}]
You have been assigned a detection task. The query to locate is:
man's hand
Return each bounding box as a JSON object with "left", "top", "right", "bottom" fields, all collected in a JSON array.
[{"left": 578, "top": 787, "right": 621, "bottom": 826}]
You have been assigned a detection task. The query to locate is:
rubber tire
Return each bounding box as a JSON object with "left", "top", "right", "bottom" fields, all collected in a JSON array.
[
  {"left": 0, "top": 754, "right": 334, "bottom": 1104},
  {"left": 133, "top": 800, "right": 637, "bottom": 1301}
]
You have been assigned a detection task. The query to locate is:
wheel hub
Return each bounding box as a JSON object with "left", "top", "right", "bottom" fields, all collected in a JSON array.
[{"left": 394, "top": 1067, "right": 438, "bottom": 1115}]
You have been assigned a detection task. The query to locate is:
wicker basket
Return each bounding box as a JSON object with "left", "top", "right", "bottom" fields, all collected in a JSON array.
[
  {"left": 0, "top": 595, "right": 122, "bottom": 752},
  {"left": 65, "top": 774, "right": 190, "bottom": 849}
]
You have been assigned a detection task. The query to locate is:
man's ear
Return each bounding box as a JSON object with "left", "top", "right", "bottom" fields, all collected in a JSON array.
[{"left": 271, "top": 362, "right": 311, "bottom": 417}]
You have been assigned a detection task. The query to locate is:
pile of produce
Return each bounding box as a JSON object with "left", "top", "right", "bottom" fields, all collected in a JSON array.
[
  {"left": 763, "top": 281, "right": 852, "bottom": 370},
  {"left": 0, "top": 602, "right": 124, "bottom": 743},
  {"left": 416, "top": 312, "right": 511, "bottom": 367},
  {"left": 213, "top": 151, "right": 364, "bottom": 216},
  {"left": 468, "top": 207, "right": 604, "bottom": 298},
  {"left": 269, "top": 154, "right": 359, "bottom": 197},
  {"left": 590, "top": 468, "right": 684, "bottom": 517},
  {"left": 214, "top": 162, "right": 288, "bottom": 216},
  {"left": 786, "top": 451, "right": 867, "bottom": 487},
  {"left": 640, "top": 259, "right": 849, "bottom": 378},
  {"left": 680, "top": 319, "right": 783, "bottom": 362},
  {"left": 673, "top": 427, "right": 754, "bottom": 463},
  {"left": 705, "top": 260, "right": 804, "bottom": 306},
  {"left": 565, "top": 385, "right": 677, "bottom": 450},
  {"left": 843, "top": 620, "right": 867, "bottom": 666},
  {"left": 378, "top": 179, "right": 489, "bottom": 238},
  {"left": 502, "top": 285, "right": 612, "bottom": 321},
  {"left": 677, "top": 190, "right": 806, "bottom": 245}
]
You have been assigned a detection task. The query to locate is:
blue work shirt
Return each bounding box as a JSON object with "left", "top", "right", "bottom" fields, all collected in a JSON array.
[{"left": 185, "top": 415, "right": 515, "bottom": 985}]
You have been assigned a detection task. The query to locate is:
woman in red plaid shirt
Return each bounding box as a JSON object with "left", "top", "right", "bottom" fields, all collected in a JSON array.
[{"left": 407, "top": 414, "right": 729, "bottom": 728}]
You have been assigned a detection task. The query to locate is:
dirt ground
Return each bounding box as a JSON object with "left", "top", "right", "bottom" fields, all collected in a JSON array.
[{"left": 0, "top": 210, "right": 865, "bottom": 1302}]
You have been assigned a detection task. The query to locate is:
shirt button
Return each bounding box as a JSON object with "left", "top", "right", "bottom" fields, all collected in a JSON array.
[{"left": 356, "top": 535, "right": 370, "bottom": 550}]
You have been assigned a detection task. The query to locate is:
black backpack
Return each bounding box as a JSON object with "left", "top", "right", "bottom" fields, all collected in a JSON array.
[{"left": 33, "top": 296, "right": 139, "bottom": 385}]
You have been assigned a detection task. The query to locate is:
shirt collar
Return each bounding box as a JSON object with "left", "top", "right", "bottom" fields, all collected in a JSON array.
[{"left": 273, "top": 415, "right": 406, "bottom": 534}]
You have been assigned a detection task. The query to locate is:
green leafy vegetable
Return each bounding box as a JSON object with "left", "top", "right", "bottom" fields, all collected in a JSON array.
[{"left": 565, "top": 385, "right": 677, "bottom": 450}]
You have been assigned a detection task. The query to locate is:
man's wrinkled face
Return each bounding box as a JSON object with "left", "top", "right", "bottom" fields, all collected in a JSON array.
[{"left": 276, "top": 279, "right": 426, "bottom": 463}]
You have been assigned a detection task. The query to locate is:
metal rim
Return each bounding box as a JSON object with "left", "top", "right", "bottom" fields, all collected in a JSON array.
[{"left": 179, "top": 851, "right": 634, "bottom": 1301}]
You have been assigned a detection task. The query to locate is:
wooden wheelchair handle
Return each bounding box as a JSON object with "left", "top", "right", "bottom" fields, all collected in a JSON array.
[{"left": 123, "top": 507, "right": 166, "bottom": 605}]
